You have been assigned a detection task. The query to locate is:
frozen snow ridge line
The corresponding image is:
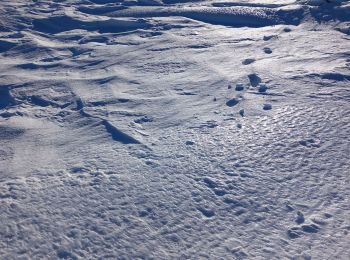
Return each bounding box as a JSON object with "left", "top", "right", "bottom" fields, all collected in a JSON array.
[
  {"left": 78, "top": 106, "right": 141, "bottom": 145},
  {"left": 108, "top": 6, "right": 304, "bottom": 27},
  {"left": 101, "top": 119, "right": 141, "bottom": 144}
]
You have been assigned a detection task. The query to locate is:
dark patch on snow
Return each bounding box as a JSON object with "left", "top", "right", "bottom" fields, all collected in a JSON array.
[
  {"left": 258, "top": 84, "right": 268, "bottom": 93},
  {"left": 235, "top": 84, "right": 244, "bottom": 91},
  {"left": 263, "top": 104, "right": 272, "bottom": 110},
  {"left": 263, "top": 47, "right": 273, "bottom": 54},
  {"left": 0, "top": 86, "right": 14, "bottom": 109},
  {"left": 135, "top": 116, "right": 153, "bottom": 124},
  {"left": 32, "top": 15, "right": 151, "bottom": 34},
  {"left": 29, "top": 96, "right": 52, "bottom": 107},
  {"left": 203, "top": 177, "right": 217, "bottom": 189},
  {"left": 57, "top": 249, "right": 78, "bottom": 260},
  {"left": 197, "top": 207, "right": 215, "bottom": 218},
  {"left": 0, "top": 126, "right": 25, "bottom": 140},
  {"left": 296, "top": 211, "right": 305, "bottom": 224},
  {"left": 0, "top": 40, "right": 16, "bottom": 53},
  {"left": 226, "top": 98, "right": 240, "bottom": 107},
  {"left": 320, "top": 73, "right": 350, "bottom": 81},
  {"left": 78, "top": 5, "right": 127, "bottom": 15},
  {"left": 248, "top": 73, "right": 262, "bottom": 87},
  {"left": 263, "top": 35, "right": 277, "bottom": 41},
  {"left": 76, "top": 98, "right": 84, "bottom": 110},
  {"left": 242, "top": 58, "right": 255, "bottom": 65},
  {"left": 287, "top": 227, "right": 302, "bottom": 239},
  {"left": 301, "top": 224, "right": 320, "bottom": 233}
]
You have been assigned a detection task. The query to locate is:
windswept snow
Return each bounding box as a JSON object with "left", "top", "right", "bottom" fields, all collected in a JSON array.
[{"left": 0, "top": 0, "right": 350, "bottom": 259}]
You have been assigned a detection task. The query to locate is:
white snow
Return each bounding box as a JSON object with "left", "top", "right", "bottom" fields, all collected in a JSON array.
[{"left": 0, "top": 0, "right": 349, "bottom": 259}]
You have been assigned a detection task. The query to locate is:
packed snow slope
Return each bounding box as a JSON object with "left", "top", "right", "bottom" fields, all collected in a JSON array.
[{"left": 0, "top": 0, "right": 350, "bottom": 259}]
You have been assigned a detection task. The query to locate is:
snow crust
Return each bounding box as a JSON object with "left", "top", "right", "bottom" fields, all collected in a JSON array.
[{"left": 0, "top": 0, "right": 349, "bottom": 259}]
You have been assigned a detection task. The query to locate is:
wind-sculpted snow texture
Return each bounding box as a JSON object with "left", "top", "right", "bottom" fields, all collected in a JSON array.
[{"left": 0, "top": 0, "right": 350, "bottom": 259}]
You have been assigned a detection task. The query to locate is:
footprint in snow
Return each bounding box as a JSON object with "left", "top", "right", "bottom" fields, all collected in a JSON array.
[
  {"left": 248, "top": 73, "right": 261, "bottom": 87},
  {"left": 242, "top": 58, "right": 255, "bottom": 65},
  {"left": 258, "top": 84, "right": 268, "bottom": 93},
  {"left": 301, "top": 224, "right": 320, "bottom": 233},
  {"left": 263, "top": 35, "right": 277, "bottom": 41},
  {"left": 296, "top": 211, "right": 305, "bottom": 224},
  {"left": 263, "top": 104, "right": 272, "bottom": 110},
  {"left": 226, "top": 98, "right": 240, "bottom": 107},
  {"left": 299, "top": 138, "right": 320, "bottom": 148},
  {"left": 235, "top": 84, "right": 244, "bottom": 91},
  {"left": 263, "top": 47, "right": 273, "bottom": 54},
  {"left": 287, "top": 227, "right": 303, "bottom": 239},
  {"left": 197, "top": 206, "right": 215, "bottom": 218}
]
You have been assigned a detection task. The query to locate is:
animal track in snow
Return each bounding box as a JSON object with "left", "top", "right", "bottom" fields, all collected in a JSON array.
[
  {"left": 286, "top": 207, "right": 334, "bottom": 240},
  {"left": 185, "top": 140, "right": 195, "bottom": 145},
  {"left": 296, "top": 211, "right": 305, "bottom": 224},
  {"left": 134, "top": 116, "right": 153, "bottom": 124},
  {"left": 203, "top": 177, "right": 226, "bottom": 197},
  {"left": 258, "top": 84, "right": 268, "bottom": 93},
  {"left": 235, "top": 84, "right": 245, "bottom": 91},
  {"left": 248, "top": 73, "right": 262, "bottom": 87},
  {"left": 197, "top": 206, "right": 215, "bottom": 218},
  {"left": 226, "top": 98, "right": 240, "bottom": 107},
  {"left": 242, "top": 58, "right": 255, "bottom": 65},
  {"left": 263, "top": 35, "right": 277, "bottom": 41},
  {"left": 190, "top": 120, "right": 219, "bottom": 129},
  {"left": 263, "top": 47, "right": 273, "bottom": 54},
  {"left": 301, "top": 223, "right": 320, "bottom": 233},
  {"left": 298, "top": 138, "right": 321, "bottom": 148},
  {"left": 287, "top": 227, "right": 303, "bottom": 239},
  {"left": 263, "top": 104, "right": 272, "bottom": 110}
]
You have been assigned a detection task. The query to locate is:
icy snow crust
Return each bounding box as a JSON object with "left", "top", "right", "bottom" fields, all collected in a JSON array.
[{"left": 0, "top": 0, "right": 350, "bottom": 259}]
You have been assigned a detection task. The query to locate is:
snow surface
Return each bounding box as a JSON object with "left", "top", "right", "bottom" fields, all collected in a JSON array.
[{"left": 0, "top": 0, "right": 350, "bottom": 259}]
